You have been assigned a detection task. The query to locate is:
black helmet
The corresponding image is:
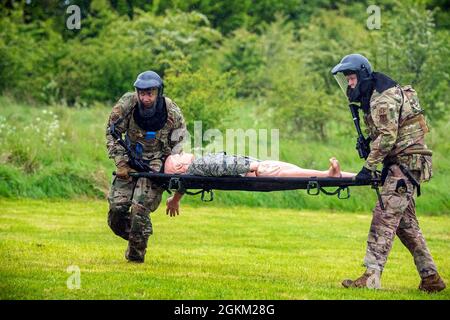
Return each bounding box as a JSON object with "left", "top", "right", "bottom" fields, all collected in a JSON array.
[
  {"left": 134, "top": 70, "right": 164, "bottom": 96},
  {"left": 331, "top": 54, "right": 373, "bottom": 102},
  {"left": 331, "top": 53, "right": 372, "bottom": 76}
]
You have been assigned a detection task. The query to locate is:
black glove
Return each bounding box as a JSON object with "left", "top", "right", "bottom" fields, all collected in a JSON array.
[{"left": 355, "top": 166, "right": 374, "bottom": 181}]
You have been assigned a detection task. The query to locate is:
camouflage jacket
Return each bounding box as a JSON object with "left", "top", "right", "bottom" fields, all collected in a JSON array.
[
  {"left": 106, "top": 92, "right": 186, "bottom": 172},
  {"left": 363, "top": 85, "right": 431, "bottom": 171},
  {"left": 186, "top": 153, "right": 252, "bottom": 176}
]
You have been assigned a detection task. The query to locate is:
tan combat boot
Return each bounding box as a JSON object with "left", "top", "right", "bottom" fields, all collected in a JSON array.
[
  {"left": 419, "top": 273, "right": 446, "bottom": 293},
  {"left": 342, "top": 268, "right": 381, "bottom": 289}
]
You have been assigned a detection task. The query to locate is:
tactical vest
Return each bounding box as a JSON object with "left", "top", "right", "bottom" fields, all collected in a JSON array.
[
  {"left": 364, "top": 85, "right": 433, "bottom": 182},
  {"left": 398, "top": 85, "right": 429, "bottom": 135},
  {"left": 364, "top": 85, "right": 431, "bottom": 158},
  {"left": 120, "top": 93, "right": 183, "bottom": 169}
]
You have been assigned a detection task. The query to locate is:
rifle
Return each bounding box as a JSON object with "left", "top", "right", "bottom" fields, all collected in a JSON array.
[
  {"left": 108, "top": 122, "right": 155, "bottom": 173},
  {"left": 348, "top": 103, "right": 384, "bottom": 209},
  {"left": 349, "top": 103, "right": 371, "bottom": 160}
]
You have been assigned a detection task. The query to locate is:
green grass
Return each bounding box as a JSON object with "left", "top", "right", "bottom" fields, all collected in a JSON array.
[{"left": 1, "top": 198, "right": 449, "bottom": 300}]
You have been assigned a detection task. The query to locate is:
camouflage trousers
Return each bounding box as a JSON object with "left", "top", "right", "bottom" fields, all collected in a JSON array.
[
  {"left": 107, "top": 175, "right": 163, "bottom": 261},
  {"left": 363, "top": 164, "right": 438, "bottom": 279}
]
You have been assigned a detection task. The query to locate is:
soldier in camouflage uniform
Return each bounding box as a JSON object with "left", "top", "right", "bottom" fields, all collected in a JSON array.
[
  {"left": 331, "top": 54, "right": 446, "bottom": 293},
  {"left": 106, "top": 70, "right": 186, "bottom": 263}
]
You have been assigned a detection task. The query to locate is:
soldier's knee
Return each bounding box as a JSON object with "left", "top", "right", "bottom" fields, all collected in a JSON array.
[
  {"left": 108, "top": 202, "right": 130, "bottom": 228},
  {"left": 109, "top": 199, "right": 131, "bottom": 213},
  {"left": 131, "top": 202, "right": 149, "bottom": 215},
  {"left": 108, "top": 208, "right": 126, "bottom": 227},
  {"left": 107, "top": 209, "right": 131, "bottom": 240}
]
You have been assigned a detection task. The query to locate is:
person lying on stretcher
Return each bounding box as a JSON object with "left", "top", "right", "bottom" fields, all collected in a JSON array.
[{"left": 164, "top": 152, "right": 356, "bottom": 216}]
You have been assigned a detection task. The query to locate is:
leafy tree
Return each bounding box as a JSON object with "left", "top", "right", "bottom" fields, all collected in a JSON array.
[
  {"left": 370, "top": 1, "right": 449, "bottom": 121},
  {"left": 165, "top": 62, "right": 237, "bottom": 133}
]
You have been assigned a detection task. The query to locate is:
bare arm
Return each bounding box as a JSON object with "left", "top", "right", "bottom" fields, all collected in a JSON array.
[{"left": 166, "top": 191, "right": 184, "bottom": 217}]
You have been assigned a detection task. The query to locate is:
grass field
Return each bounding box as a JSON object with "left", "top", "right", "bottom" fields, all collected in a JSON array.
[{"left": 1, "top": 198, "right": 448, "bottom": 300}]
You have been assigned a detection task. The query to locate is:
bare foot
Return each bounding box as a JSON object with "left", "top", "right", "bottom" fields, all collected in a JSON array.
[{"left": 328, "top": 157, "right": 342, "bottom": 177}]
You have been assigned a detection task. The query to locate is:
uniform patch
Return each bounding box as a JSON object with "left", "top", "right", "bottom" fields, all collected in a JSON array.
[{"left": 378, "top": 106, "right": 388, "bottom": 125}]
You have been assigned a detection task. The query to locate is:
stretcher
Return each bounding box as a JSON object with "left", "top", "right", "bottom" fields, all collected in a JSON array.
[{"left": 128, "top": 172, "right": 382, "bottom": 203}]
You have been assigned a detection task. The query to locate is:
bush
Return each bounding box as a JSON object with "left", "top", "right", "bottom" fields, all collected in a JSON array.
[{"left": 165, "top": 64, "right": 237, "bottom": 134}]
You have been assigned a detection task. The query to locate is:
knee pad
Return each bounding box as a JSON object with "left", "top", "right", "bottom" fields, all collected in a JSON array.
[
  {"left": 109, "top": 200, "right": 131, "bottom": 213},
  {"left": 107, "top": 209, "right": 131, "bottom": 240}
]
